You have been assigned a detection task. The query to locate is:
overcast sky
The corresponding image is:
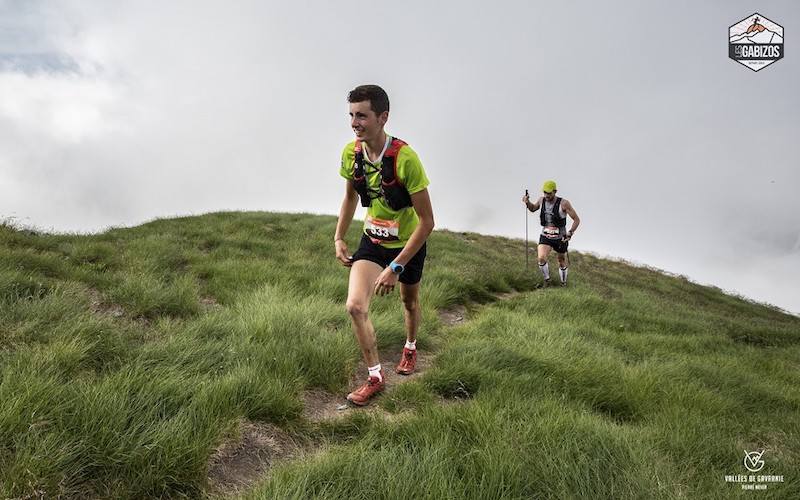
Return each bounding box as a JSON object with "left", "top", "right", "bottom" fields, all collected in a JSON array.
[{"left": 2, "top": 0, "right": 798, "bottom": 315}]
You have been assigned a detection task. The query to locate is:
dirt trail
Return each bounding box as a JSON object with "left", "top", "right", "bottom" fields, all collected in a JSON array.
[{"left": 207, "top": 295, "right": 514, "bottom": 496}]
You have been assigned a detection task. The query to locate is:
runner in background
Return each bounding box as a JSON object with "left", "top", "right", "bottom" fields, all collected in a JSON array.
[{"left": 522, "top": 180, "right": 580, "bottom": 286}]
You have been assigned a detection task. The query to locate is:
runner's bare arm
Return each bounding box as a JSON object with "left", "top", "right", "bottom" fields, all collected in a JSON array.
[
  {"left": 334, "top": 179, "right": 359, "bottom": 266},
  {"left": 562, "top": 199, "right": 580, "bottom": 233},
  {"left": 526, "top": 196, "right": 543, "bottom": 212},
  {"left": 392, "top": 188, "right": 434, "bottom": 266}
]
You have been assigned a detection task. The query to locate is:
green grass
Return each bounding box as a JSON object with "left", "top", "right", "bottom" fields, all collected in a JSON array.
[{"left": 1, "top": 212, "right": 798, "bottom": 499}]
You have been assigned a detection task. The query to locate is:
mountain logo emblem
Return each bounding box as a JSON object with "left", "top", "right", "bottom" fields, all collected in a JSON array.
[
  {"left": 744, "top": 450, "right": 766, "bottom": 473},
  {"left": 729, "top": 13, "right": 784, "bottom": 71}
]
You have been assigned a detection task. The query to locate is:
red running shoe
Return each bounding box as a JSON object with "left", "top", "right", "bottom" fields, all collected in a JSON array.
[
  {"left": 395, "top": 347, "right": 417, "bottom": 375},
  {"left": 347, "top": 375, "right": 385, "bottom": 406}
]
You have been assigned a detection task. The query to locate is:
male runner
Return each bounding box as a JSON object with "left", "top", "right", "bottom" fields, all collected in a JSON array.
[
  {"left": 522, "top": 180, "right": 580, "bottom": 286},
  {"left": 334, "top": 85, "right": 435, "bottom": 405}
]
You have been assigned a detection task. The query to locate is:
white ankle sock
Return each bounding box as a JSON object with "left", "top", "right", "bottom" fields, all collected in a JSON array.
[
  {"left": 405, "top": 340, "right": 416, "bottom": 350},
  {"left": 559, "top": 266, "right": 568, "bottom": 283},
  {"left": 368, "top": 364, "right": 383, "bottom": 382}
]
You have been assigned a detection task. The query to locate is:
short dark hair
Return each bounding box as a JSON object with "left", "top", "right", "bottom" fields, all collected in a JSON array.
[{"left": 347, "top": 85, "right": 390, "bottom": 116}]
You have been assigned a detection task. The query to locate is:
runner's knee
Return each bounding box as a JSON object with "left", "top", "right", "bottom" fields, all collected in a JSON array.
[
  {"left": 401, "top": 295, "right": 419, "bottom": 313},
  {"left": 346, "top": 298, "right": 369, "bottom": 319}
]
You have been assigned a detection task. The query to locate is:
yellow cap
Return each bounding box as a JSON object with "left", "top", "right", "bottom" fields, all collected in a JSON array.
[{"left": 542, "top": 180, "right": 557, "bottom": 193}]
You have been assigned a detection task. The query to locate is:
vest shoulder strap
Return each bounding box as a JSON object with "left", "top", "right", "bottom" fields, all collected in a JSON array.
[
  {"left": 353, "top": 140, "right": 365, "bottom": 176},
  {"left": 381, "top": 138, "right": 407, "bottom": 184}
]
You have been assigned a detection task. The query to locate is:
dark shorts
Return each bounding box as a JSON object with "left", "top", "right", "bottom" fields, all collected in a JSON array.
[
  {"left": 539, "top": 234, "right": 569, "bottom": 254},
  {"left": 351, "top": 233, "right": 427, "bottom": 285}
]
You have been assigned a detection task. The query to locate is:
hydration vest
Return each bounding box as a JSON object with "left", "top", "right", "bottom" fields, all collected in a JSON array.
[
  {"left": 352, "top": 137, "right": 413, "bottom": 211},
  {"left": 541, "top": 197, "right": 567, "bottom": 228}
]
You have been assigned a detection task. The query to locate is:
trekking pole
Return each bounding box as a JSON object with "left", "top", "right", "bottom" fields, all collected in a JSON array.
[{"left": 525, "top": 189, "right": 529, "bottom": 271}]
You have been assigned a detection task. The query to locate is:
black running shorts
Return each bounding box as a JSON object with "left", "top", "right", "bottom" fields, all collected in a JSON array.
[
  {"left": 538, "top": 234, "right": 569, "bottom": 254},
  {"left": 351, "top": 234, "right": 427, "bottom": 285}
]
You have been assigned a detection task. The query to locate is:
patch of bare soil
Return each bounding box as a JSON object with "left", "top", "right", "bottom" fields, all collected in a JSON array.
[
  {"left": 200, "top": 295, "right": 224, "bottom": 311},
  {"left": 85, "top": 287, "right": 125, "bottom": 319},
  {"left": 435, "top": 291, "right": 519, "bottom": 328},
  {"left": 207, "top": 421, "right": 301, "bottom": 495},
  {"left": 492, "top": 290, "right": 520, "bottom": 301},
  {"left": 438, "top": 305, "right": 467, "bottom": 326},
  {"left": 86, "top": 287, "right": 223, "bottom": 316}
]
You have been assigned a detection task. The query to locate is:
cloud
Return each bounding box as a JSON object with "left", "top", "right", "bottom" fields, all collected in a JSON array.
[
  {"left": 1, "top": 72, "right": 125, "bottom": 142},
  {"left": 0, "top": 1, "right": 798, "bottom": 314}
]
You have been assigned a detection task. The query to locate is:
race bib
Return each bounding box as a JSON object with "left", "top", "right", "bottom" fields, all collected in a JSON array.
[
  {"left": 365, "top": 215, "right": 400, "bottom": 244},
  {"left": 542, "top": 226, "right": 562, "bottom": 240}
]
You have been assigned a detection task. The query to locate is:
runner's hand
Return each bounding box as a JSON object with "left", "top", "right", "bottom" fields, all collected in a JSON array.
[
  {"left": 335, "top": 239, "right": 352, "bottom": 267},
  {"left": 374, "top": 267, "right": 399, "bottom": 296}
]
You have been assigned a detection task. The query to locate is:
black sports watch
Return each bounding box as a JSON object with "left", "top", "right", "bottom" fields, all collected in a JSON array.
[{"left": 390, "top": 261, "right": 405, "bottom": 275}]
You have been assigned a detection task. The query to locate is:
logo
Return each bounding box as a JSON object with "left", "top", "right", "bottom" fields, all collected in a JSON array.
[
  {"left": 744, "top": 450, "right": 765, "bottom": 472},
  {"left": 724, "top": 449, "right": 784, "bottom": 491},
  {"left": 729, "top": 13, "right": 784, "bottom": 71}
]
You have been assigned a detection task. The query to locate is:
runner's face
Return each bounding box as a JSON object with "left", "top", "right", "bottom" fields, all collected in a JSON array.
[
  {"left": 543, "top": 190, "right": 556, "bottom": 202},
  {"left": 349, "top": 101, "right": 387, "bottom": 143}
]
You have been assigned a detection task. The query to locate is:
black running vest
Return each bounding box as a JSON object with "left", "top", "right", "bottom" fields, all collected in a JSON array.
[{"left": 541, "top": 197, "right": 567, "bottom": 228}]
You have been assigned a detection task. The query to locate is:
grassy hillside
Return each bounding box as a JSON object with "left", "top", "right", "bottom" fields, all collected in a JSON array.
[{"left": 1, "top": 212, "right": 798, "bottom": 499}]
